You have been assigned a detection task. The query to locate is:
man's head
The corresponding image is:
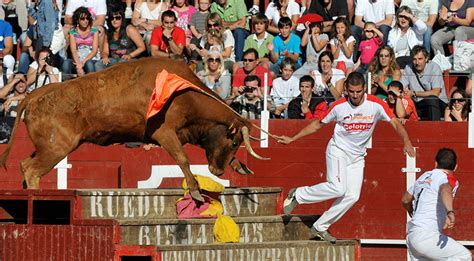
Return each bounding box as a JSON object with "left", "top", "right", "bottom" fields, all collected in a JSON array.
[
  {"left": 13, "top": 74, "right": 27, "bottom": 94},
  {"left": 252, "top": 13, "right": 269, "bottom": 34},
  {"left": 243, "top": 75, "right": 260, "bottom": 99},
  {"left": 299, "top": 75, "right": 314, "bottom": 97},
  {"left": 387, "top": 80, "right": 404, "bottom": 104},
  {"left": 278, "top": 17, "right": 292, "bottom": 38},
  {"left": 435, "top": 148, "right": 457, "bottom": 171},
  {"left": 280, "top": 58, "right": 296, "bottom": 80},
  {"left": 345, "top": 72, "right": 366, "bottom": 106},
  {"left": 242, "top": 48, "right": 259, "bottom": 73},
  {"left": 410, "top": 45, "right": 429, "bottom": 73},
  {"left": 161, "top": 10, "right": 177, "bottom": 31}
]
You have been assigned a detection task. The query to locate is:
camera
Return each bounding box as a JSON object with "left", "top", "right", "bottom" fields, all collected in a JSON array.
[
  {"left": 243, "top": 86, "right": 255, "bottom": 93},
  {"left": 44, "top": 53, "right": 54, "bottom": 66}
]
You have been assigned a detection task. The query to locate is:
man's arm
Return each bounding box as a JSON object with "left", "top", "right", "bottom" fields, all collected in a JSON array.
[
  {"left": 390, "top": 118, "right": 416, "bottom": 157},
  {"left": 2, "top": 36, "right": 13, "bottom": 55},
  {"left": 277, "top": 120, "right": 325, "bottom": 144},
  {"left": 223, "top": 16, "right": 246, "bottom": 30},
  {"left": 401, "top": 191, "right": 414, "bottom": 216},
  {"left": 440, "top": 183, "right": 456, "bottom": 229}
]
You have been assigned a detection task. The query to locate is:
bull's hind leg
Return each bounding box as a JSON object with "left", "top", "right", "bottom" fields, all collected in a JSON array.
[
  {"left": 20, "top": 150, "right": 68, "bottom": 189},
  {"left": 151, "top": 130, "right": 204, "bottom": 202}
]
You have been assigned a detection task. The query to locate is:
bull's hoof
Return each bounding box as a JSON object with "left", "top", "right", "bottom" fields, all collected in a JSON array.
[{"left": 190, "top": 190, "right": 205, "bottom": 202}]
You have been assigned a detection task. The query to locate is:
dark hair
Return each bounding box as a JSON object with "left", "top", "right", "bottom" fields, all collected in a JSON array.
[
  {"left": 72, "top": 7, "right": 93, "bottom": 27},
  {"left": 388, "top": 80, "right": 403, "bottom": 92},
  {"left": 318, "top": 51, "right": 334, "bottom": 73},
  {"left": 449, "top": 89, "right": 470, "bottom": 120},
  {"left": 106, "top": 7, "right": 127, "bottom": 40},
  {"left": 410, "top": 45, "right": 429, "bottom": 59},
  {"left": 280, "top": 57, "right": 296, "bottom": 71},
  {"left": 436, "top": 148, "right": 457, "bottom": 171},
  {"left": 300, "top": 75, "right": 315, "bottom": 87},
  {"left": 161, "top": 10, "right": 177, "bottom": 22},
  {"left": 35, "top": 46, "right": 52, "bottom": 63},
  {"left": 278, "top": 17, "right": 292, "bottom": 28},
  {"left": 330, "top": 17, "right": 351, "bottom": 40},
  {"left": 244, "top": 75, "right": 261, "bottom": 86},
  {"left": 311, "top": 22, "right": 323, "bottom": 31},
  {"left": 243, "top": 48, "right": 259, "bottom": 59},
  {"left": 346, "top": 72, "right": 365, "bottom": 87}
]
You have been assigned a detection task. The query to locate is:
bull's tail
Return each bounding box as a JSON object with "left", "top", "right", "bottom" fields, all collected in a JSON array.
[{"left": 0, "top": 96, "right": 29, "bottom": 168}]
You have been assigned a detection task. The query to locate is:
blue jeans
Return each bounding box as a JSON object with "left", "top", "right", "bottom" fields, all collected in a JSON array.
[
  {"left": 62, "top": 59, "right": 98, "bottom": 79},
  {"left": 423, "top": 26, "right": 433, "bottom": 54},
  {"left": 18, "top": 52, "right": 31, "bottom": 75},
  {"left": 232, "top": 28, "right": 249, "bottom": 62}
]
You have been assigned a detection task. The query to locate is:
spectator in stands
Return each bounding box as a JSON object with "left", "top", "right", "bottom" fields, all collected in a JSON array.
[
  {"left": 188, "top": 0, "right": 211, "bottom": 64},
  {"left": 329, "top": 17, "right": 355, "bottom": 75},
  {"left": 243, "top": 13, "right": 273, "bottom": 67},
  {"left": 190, "top": 13, "right": 235, "bottom": 71},
  {"left": 270, "top": 58, "right": 300, "bottom": 118},
  {"left": 265, "top": 0, "right": 301, "bottom": 33},
  {"left": 388, "top": 6, "right": 427, "bottom": 68},
  {"left": 196, "top": 50, "right": 232, "bottom": 99},
  {"left": 386, "top": 80, "right": 418, "bottom": 124},
  {"left": 230, "top": 75, "right": 264, "bottom": 119},
  {"left": 288, "top": 75, "right": 328, "bottom": 119},
  {"left": 132, "top": 0, "right": 169, "bottom": 54},
  {"left": 310, "top": 51, "right": 345, "bottom": 99},
  {"left": 354, "top": 22, "right": 383, "bottom": 74},
  {"left": 210, "top": 0, "right": 249, "bottom": 61},
  {"left": 150, "top": 10, "right": 186, "bottom": 59},
  {"left": 401, "top": 45, "right": 448, "bottom": 121},
  {"left": 172, "top": 0, "right": 197, "bottom": 46},
  {"left": 268, "top": 17, "right": 302, "bottom": 77},
  {"left": 400, "top": 0, "right": 438, "bottom": 53},
  {"left": 352, "top": 0, "right": 394, "bottom": 61},
  {"left": 368, "top": 46, "right": 401, "bottom": 99},
  {"left": 294, "top": 21, "right": 329, "bottom": 78},
  {"left": 0, "top": 0, "right": 28, "bottom": 33},
  {"left": 96, "top": 8, "right": 146, "bottom": 71},
  {"left": 305, "top": 0, "right": 349, "bottom": 33},
  {"left": 431, "top": 0, "right": 474, "bottom": 55},
  {"left": 64, "top": 0, "right": 106, "bottom": 49},
  {"left": 0, "top": 73, "right": 24, "bottom": 99},
  {"left": 62, "top": 8, "right": 100, "bottom": 78},
  {"left": 1, "top": 73, "right": 27, "bottom": 117},
  {"left": 0, "top": 20, "right": 15, "bottom": 79},
  {"left": 27, "top": 47, "right": 59, "bottom": 92},
  {"left": 444, "top": 89, "right": 470, "bottom": 121},
  {"left": 232, "top": 48, "right": 273, "bottom": 96}
]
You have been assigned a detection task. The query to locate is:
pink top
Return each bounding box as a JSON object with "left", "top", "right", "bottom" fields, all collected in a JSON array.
[
  {"left": 359, "top": 36, "right": 382, "bottom": 65},
  {"left": 173, "top": 5, "right": 197, "bottom": 39}
]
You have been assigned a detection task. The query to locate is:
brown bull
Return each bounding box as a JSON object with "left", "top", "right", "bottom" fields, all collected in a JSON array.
[{"left": 0, "top": 57, "right": 267, "bottom": 201}]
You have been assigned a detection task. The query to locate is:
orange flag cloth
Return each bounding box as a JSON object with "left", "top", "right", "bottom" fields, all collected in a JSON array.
[{"left": 146, "top": 69, "right": 201, "bottom": 119}]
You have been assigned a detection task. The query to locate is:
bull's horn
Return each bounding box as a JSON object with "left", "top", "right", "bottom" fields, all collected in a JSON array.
[{"left": 241, "top": 127, "right": 270, "bottom": 160}]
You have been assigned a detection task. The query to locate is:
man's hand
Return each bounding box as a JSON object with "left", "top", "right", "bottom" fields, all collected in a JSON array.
[
  {"left": 444, "top": 212, "right": 455, "bottom": 230},
  {"left": 277, "top": 135, "right": 293, "bottom": 144},
  {"left": 404, "top": 141, "right": 416, "bottom": 157}
]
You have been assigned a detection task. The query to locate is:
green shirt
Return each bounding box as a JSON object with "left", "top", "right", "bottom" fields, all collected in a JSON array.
[
  {"left": 210, "top": 0, "right": 248, "bottom": 29},
  {"left": 244, "top": 32, "right": 274, "bottom": 59}
]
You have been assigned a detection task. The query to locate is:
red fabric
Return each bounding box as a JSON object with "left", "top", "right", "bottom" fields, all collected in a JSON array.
[
  {"left": 366, "top": 94, "right": 396, "bottom": 119},
  {"left": 146, "top": 69, "right": 201, "bottom": 119},
  {"left": 176, "top": 194, "right": 214, "bottom": 218},
  {"left": 232, "top": 66, "right": 273, "bottom": 89},
  {"left": 149, "top": 26, "right": 186, "bottom": 52},
  {"left": 335, "top": 61, "right": 347, "bottom": 74},
  {"left": 297, "top": 14, "right": 324, "bottom": 24},
  {"left": 387, "top": 96, "right": 419, "bottom": 121},
  {"left": 305, "top": 101, "right": 330, "bottom": 120}
]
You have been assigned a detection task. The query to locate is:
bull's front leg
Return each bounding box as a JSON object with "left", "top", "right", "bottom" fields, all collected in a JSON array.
[{"left": 151, "top": 131, "right": 204, "bottom": 202}]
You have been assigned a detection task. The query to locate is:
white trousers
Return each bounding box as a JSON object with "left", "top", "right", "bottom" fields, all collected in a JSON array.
[
  {"left": 407, "top": 225, "right": 472, "bottom": 261},
  {"left": 294, "top": 139, "right": 365, "bottom": 231}
]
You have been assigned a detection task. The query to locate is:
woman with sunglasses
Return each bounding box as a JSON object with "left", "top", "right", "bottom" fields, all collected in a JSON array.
[
  {"left": 444, "top": 89, "right": 470, "bottom": 122},
  {"left": 367, "top": 46, "right": 401, "bottom": 100},
  {"left": 63, "top": 7, "right": 100, "bottom": 77},
  {"left": 387, "top": 6, "right": 427, "bottom": 68},
  {"left": 96, "top": 7, "right": 146, "bottom": 71},
  {"left": 196, "top": 50, "right": 231, "bottom": 99}
]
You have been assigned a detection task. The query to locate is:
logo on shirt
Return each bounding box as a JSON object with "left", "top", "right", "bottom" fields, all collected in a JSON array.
[{"left": 342, "top": 122, "right": 374, "bottom": 132}]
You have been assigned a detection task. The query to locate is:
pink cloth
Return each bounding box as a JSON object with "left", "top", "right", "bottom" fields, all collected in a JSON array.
[{"left": 359, "top": 37, "right": 382, "bottom": 65}]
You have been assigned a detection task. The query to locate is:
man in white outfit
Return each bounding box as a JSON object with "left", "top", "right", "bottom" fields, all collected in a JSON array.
[
  {"left": 277, "top": 72, "right": 416, "bottom": 242},
  {"left": 402, "top": 148, "right": 472, "bottom": 260}
]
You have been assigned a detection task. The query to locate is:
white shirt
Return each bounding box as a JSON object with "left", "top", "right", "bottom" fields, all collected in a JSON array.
[
  {"left": 329, "top": 36, "right": 356, "bottom": 64},
  {"left": 310, "top": 68, "right": 345, "bottom": 95},
  {"left": 355, "top": 0, "right": 395, "bottom": 24},
  {"left": 65, "top": 0, "right": 107, "bottom": 17},
  {"left": 27, "top": 62, "right": 60, "bottom": 92},
  {"left": 321, "top": 94, "right": 394, "bottom": 156},
  {"left": 408, "top": 169, "right": 459, "bottom": 232},
  {"left": 400, "top": 0, "right": 438, "bottom": 23},
  {"left": 265, "top": 1, "right": 300, "bottom": 27},
  {"left": 270, "top": 76, "right": 300, "bottom": 105}
]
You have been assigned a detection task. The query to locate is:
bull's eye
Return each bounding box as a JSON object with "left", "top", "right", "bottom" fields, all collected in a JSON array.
[{"left": 232, "top": 140, "right": 239, "bottom": 148}]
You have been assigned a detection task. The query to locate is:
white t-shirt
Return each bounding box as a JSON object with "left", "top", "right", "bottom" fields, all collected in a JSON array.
[
  {"left": 329, "top": 36, "right": 356, "bottom": 64},
  {"left": 321, "top": 94, "right": 394, "bottom": 156},
  {"left": 65, "top": 0, "right": 107, "bottom": 18},
  {"left": 265, "top": 1, "right": 300, "bottom": 27},
  {"left": 270, "top": 76, "right": 300, "bottom": 105},
  {"left": 355, "top": 0, "right": 395, "bottom": 24},
  {"left": 310, "top": 68, "right": 345, "bottom": 95},
  {"left": 400, "top": 0, "right": 438, "bottom": 23},
  {"left": 408, "top": 169, "right": 459, "bottom": 232}
]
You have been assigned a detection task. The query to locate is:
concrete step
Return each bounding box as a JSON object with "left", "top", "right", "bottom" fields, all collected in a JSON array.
[
  {"left": 118, "top": 215, "right": 319, "bottom": 246},
  {"left": 78, "top": 187, "right": 281, "bottom": 220},
  {"left": 156, "top": 240, "right": 359, "bottom": 261}
]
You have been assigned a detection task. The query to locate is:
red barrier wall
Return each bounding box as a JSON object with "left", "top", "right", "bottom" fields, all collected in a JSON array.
[{"left": 1, "top": 120, "right": 473, "bottom": 260}]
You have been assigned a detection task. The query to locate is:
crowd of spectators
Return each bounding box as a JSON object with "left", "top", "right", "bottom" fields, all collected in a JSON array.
[{"left": 0, "top": 0, "right": 472, "bottom": 123}]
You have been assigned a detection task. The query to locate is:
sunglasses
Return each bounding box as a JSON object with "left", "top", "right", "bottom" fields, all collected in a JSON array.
[
  {"left": 208, "top": 57, "right": 221, "bottom": 63},
  {"left": 111, "top": 15, "right": 122, "bottom": 21},
  {"left": 398, "top": 15, "right": 410, "bottom": 20},
  {"left": 79, "top": 16, "right": 90, "bottom": 21},
  {"left": 208, "top": 23, "right": 219, "bottom": 28},
  {"left": 388, "top": 91, "right": 399, "bottom": 97},
  {"left": 379, "top": 54, "right": 390, "bottom": 58},
  {"left": 364, "top": 30, "right": 374, "bottom": 33},
  {"left": 451, "top": 98, "right": 465, "bottom": 103},
  {"left": 243, "top": 58, "right": 255, "bottom": 62}
]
